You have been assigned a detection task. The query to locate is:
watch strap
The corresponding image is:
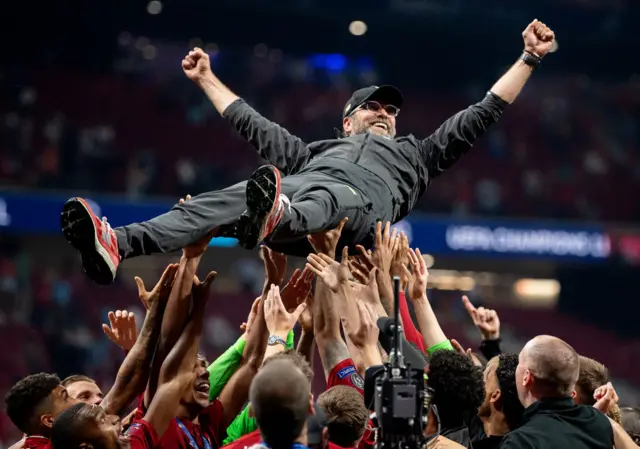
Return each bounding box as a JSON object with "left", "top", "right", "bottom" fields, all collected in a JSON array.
[
  {"left": 268, "top": 335, "right": 287, "bottom": 347},
  {"left": 521, "top": 51, "right": 542, "bottom": 69}
]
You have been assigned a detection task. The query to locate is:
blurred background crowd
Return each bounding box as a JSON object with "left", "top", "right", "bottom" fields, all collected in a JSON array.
[{"left": 0, "top": 0, "right": 639, "bottom": 446}]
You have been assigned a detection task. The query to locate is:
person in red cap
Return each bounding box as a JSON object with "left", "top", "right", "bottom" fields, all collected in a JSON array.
[{"left": 61, "top": 21, "right": 555, "bottom": 285}]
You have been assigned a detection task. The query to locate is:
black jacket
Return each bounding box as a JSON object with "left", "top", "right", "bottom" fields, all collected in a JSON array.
[
  {"left": 499, "top": 397, "right": 613, "bottom": 449},
  {"left": 223, "top": 92, "right": 507, "bottom": 223}
]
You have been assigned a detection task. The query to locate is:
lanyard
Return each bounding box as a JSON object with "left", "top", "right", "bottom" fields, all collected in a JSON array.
[{"left": 176, "top": 418, "right": 212, "bottom": 449}]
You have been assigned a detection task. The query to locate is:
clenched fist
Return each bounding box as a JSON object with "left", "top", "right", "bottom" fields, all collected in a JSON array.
[
  {"left": 522, "top": 19, "right": 555, "bottom": 58},
  {"left": 182, "top": 47, "right": 213, "bottom": 84}
]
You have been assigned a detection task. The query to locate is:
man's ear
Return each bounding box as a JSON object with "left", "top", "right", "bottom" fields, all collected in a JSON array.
[
  {"left": 41, "top": 414, "right": 54, "bottom": 429},
  {"left": 342, "top": 117, "right": 352, "bottom": 136},
  {"left": 490, "top": 389, "right": 502, "bottom": 405},
  {"left": 322, "top": 427, "right": 329, "bottom": 449},
  {"left": 308, "top": 392, "right": 315, "bottom": 415}
]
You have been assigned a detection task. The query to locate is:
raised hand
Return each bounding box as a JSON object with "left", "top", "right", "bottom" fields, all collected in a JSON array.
[
  {"left": 348, "top": 254, "right": 371, "bottom": 284},
  {"left": 306, "top": 246, "right": 350, "bottom": 293},
  {"left": 371, "top": 221, "right": 399, "bottom": 275},
  {"left": 307, "top": 217, "right": 348, "bottom": 260},
  {"left": 451, "top": 339, "right": 484, "bottom": 368},
  {"left": 523, "top": 19, "right": 555, "bottom": 57},
  {"left": 192, "top": 271, "right": 217, "bottom": 304},
  {"left": 261, "top": 245, "right": 287, "bottom": 289},
  {"left": 349, "top": 267, "right": 381, "bottom": 307},
  {"left": 134, "top": 263, "right": 179, "bottom": 310},
  {"left": 240, "top": 297, "right": 262, "bottom": 333},
  {"left": 280, "top": 267, "right": 315, "bottom": 311},
  {"left": 593, "top": 382, "right": 619, "bottom": 414},
  {"left": 182, "top": 47, "right": 213, "bottom": 84},
  {"left": 462, "top": 295, "right": 500, "bottom": 340},
  {"left": 264, "top": 284, "right": 307, "bottom": 335},
  {"left": 297, "top": 293, "right": 314, "bottom": 334},
  {"left": 341, "top": 300, "right": 379, "bottom": 350},
  {"left": 183, "top": 230, "right": 216, "bottom": 259},
  {"left": 404, "top": 247, "right": 428, "bottom": 301},
  {"left": 102, "top": 310, "right": 137, "bottom": 351},
  {"left": 391, "top": 232, "right": 410, "bottom": 289}
]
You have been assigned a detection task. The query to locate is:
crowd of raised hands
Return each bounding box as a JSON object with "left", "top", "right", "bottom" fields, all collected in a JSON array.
[{"left": 10, "top": 213, "right": 637, "bottom": 449}]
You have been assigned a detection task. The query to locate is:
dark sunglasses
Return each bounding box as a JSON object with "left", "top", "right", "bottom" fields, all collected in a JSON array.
[{"left": 354, "top": 100, "right": 400, "bottom": 117}]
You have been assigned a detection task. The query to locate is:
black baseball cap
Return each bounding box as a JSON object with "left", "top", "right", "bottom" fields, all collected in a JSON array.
[{"left": 342, "top": 85, "right": 403, "bottom": 119}]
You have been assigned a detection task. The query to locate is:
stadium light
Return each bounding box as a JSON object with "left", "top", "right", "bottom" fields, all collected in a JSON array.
[
  {"left": 147, "top": 0, "right": 162, "bottom": 15},
  {"left": 349, "top": 20, "right": 368, "bottom": 36}
]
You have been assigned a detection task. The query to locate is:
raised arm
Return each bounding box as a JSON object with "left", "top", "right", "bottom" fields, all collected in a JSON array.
[
  {"left": 182, "top": 48, "right": 310, "bottom": 175},
  {"left": 306, "top": 247, "right": 354, "bottom": 381},
  {"left": 101, "top": 264, "right": 178, "bottom": 416},
  {"left": 420, "top": 20, "right": 555, "bottom": 179},
  {"left": 404, "top": 248, "right": 449, "bottom": 352},
  {"left": 145, "top": 234, "right": 211, "bottom": 406},
  {"left": 144, "top": 271, "right": 216, "bottom": 438}
]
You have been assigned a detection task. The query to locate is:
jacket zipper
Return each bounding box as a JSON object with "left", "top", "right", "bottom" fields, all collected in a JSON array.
[{"left": 353, "top": 134, "right": 368, "bottom": 164}]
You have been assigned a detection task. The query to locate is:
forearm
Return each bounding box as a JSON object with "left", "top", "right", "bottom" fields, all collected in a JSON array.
[
  {"left": 360, "top": 345, "right": 383, "bottom": 370},
  {"left": 102, "top": 301, "right": 164, "bottom": 415},
  {"left": 208, "top": 336, "right": 246, "bottom": 401},
  {"left": 314, "top": 284, "right": 342, "bottom": 339},
  {"left": 244, "top": 297, "right": 268, "bottom": 368},
  {"left": 376, "top": 274, "right": 395, "bottom": 316},
  {"left": 296, "top": 330, "right": 315, "bottom": 367},
  {"left": 146, "top": 256, "right": 200, "bottom": 403},
  {"left": 159, "top": 255, "right": 201, "bottom": 349},
  {"left": 398, "top": 292, "right": 426, "bottom": 353},
  {"left": 316, "top": 335, "right": 351, "bottom": 382},
  {"left": 160, "top": 299, "right": 206, "bottom": 384},
  {"left": 412, "top": 296, "right": 447, "bottom": 349},
  {"left": 489, "top": 58, "right": 534, "bottom": 104},
  {"left": 197, "top": 74, "right": 240, "bottom": 116}
]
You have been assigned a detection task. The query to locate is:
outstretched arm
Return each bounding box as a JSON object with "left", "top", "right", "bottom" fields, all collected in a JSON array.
[
  {"left": 182, "top": 48, "right": 310, "bottom": 175},
  {"left": 420, "top": 20, "right": 555, "bottom": 179},
  {"left": 143, "top": 272, "right": 216, "bottom": 439},
  {"left": 101, "top": 265, "right": 178, "bottom": 416}
]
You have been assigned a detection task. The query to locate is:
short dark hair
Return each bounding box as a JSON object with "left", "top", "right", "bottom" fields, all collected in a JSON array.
[
  {"left": 250, "top": 359, "right": 311, "bottom": 448},
  {"left": 317, "top": 386, "right": 368, "bottom": 448},
  {"left": 427, "top": 350, "right": 484, "bottom": 428},
  {"left": 60, "top": 375, "right": 96, "bottom": 388},
  {"left": 495, "top": 353, "right": 524, "bottom": 431},
  {"left": 50, "top": 403, "right": 88, "bottom": 449},
  {"left": 5, "top": 373, "right": 61, "bottom": 434},
  {"left": 262, "top": 349, "right": 314, "bottom": 383}
]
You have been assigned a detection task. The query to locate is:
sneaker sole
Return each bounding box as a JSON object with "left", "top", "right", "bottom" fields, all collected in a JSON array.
[
  {"left": 237, "top": 165, "right": 281, "bottom": 250},
  {"left": 61, "top": 198, "right": 117, "bottom": 285}
]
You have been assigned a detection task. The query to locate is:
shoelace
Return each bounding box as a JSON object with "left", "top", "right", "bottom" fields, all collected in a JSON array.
[
  {"left": 101, "top": 218, "right": 114, "bottom": 243},
  {"left": 278, "top": 193, "right": 292, "bottom": 214}
]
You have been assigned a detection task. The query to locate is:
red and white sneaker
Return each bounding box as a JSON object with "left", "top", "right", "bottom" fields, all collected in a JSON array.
[
  {"left": 236, "top": 165, "right": 289, "bottom": 250},
  {"left": 61, "top": 197, "right": 120, "bottom": 285}
]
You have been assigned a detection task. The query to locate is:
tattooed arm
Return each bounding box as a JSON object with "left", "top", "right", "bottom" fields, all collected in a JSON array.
[{"left": 312, "top": 280, "right": 352, "bottom": 381}]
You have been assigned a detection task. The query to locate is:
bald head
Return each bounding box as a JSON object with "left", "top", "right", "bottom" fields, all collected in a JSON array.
[
  {"left": 519, "top": 335, "right": 579, "bottom": 397},
  {"left": 250, "top": 358, "right": 312, "bottom": 447}
]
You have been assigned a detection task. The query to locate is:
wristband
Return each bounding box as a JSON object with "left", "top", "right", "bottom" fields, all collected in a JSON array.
[{"left": 521, "top": 51, "right": 542, "bottom": 69}]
